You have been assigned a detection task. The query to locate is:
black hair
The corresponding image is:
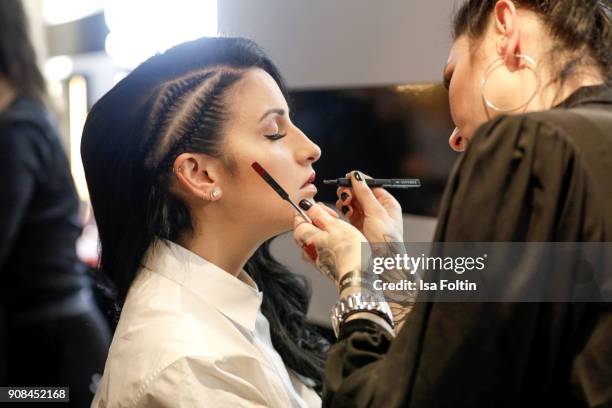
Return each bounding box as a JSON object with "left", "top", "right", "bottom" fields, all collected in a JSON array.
[
  {"left": 452, "top": 0, "right": 612, "bottom": 86},
  {"left": 81, "top": 37, "right": 328, "bottom": 392},
  {"left": 0, "top": 0, "right": 46, "bottom": 102}
]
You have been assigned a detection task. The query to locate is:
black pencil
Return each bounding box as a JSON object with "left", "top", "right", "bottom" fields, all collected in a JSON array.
[{"left": 323, "top": 178, "right": 421, "bottom": 188}]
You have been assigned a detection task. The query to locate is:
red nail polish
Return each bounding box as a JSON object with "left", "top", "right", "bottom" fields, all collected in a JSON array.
[{"left": 304, "top": 243, "right": 318, "bottom": 261}]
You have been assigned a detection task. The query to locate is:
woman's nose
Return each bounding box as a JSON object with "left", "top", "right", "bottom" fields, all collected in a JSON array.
[
  {"left": 295, "top": 128, "right": 321, "bottom": 164},
  {"left": 449, "top": 127, "right": 466, "bottom": 152}
]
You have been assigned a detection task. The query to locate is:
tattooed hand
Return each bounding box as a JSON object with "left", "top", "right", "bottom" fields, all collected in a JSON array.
[
  {"left": 335, "top": 170, "right": 403, "bottom": 244},
  {"left": 293, "top": 200, "right": 368, "bottom": 285}
]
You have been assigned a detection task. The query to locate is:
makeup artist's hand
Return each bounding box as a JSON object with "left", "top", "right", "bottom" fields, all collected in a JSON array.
[
  {"left": 293, "top": 200, "right": 368, "bottom": 285},
  {"left": 336, "top": 170, "right": 403, "bottom": 244}
]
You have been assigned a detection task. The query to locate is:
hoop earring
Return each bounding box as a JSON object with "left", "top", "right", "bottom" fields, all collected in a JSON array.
[{"left": 480, "top": 54, "right": 540, "bottom": 113}]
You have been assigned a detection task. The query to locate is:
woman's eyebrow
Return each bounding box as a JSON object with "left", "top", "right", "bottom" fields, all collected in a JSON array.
[{"left": 259, "top": 108, "right": 285, "bottom": 122}]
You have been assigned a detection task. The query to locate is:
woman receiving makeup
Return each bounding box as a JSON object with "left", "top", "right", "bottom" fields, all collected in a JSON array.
[
  {"left": 294, "top": 0, "right": 612, "bottom": 406},
  {"left": 82, "top": 37, "right": 335, "bottom": 407}
]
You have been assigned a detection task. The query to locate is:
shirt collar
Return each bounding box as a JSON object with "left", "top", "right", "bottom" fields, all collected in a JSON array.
[
  {"left": 554, "top": 84, "right": 612, "bottom": 109},
  {"left": 142, "top": 239, "right": 263, "bottom": 333}
]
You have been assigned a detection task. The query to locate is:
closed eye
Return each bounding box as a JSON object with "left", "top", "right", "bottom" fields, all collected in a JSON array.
[
  {"left": 265, "top": 133, "right": 286, "bottom": 140},
  {"left": 443, "top": 67, "right": 452, "bottom": 91}
]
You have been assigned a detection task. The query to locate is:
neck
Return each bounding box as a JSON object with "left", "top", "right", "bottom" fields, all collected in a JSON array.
[
  {"left": 177, "top": 205, "right": 268, "bottom": 278},
  {"left": 535, "top": 66, "right": 605, "bottom": 110},
  {"left": 0, "top": 77, "right": 16, "bottom": 113}
]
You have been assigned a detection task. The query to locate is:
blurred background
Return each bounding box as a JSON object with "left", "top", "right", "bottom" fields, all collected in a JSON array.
[{"left": 17, "top": 0, "right": 457, "bottom": 326}]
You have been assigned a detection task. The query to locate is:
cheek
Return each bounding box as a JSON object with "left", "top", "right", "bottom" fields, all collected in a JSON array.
[
  {"left": 448, "top": 72, "right": 471, "bottom": 128},
  {"left": 227, "top": 145, "right": 297, "bottom": 226},
  {"left": 449, "top": 63, "right": 488, "bottom": 137}
]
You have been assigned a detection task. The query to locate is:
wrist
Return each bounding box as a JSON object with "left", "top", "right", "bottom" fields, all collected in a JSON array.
[
  {"left": 335, "top": 242, "right": 369, "bottom": 282},
  {"left": 344, "top": 312, "right": 395, "bottom": 337},
  {"left": 330, "top": 290, "right": 394, "bottom": 337},
  {"left": 336, "top": 269, "right": 361, "bottom": 292}
]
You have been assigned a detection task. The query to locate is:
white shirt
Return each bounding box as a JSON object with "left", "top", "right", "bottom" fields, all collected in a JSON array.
[{"left": 91, "top": 240, "right": 321, "bottom": 408}]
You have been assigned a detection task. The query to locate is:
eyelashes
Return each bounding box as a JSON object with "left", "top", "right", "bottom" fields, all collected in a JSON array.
[
  {"left": 265, "top": 133, "right": 286, "bottom": 140},
  {"left": 443, "top": 72, "right": 452, "bottom": 91}
]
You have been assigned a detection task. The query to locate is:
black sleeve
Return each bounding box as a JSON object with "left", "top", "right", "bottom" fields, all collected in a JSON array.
[
  {"left": 0, "top": 123, "right": 43, "bottom": 271},
  {"left": 323, "top": 115, "right": 612, "bottom": 407}
]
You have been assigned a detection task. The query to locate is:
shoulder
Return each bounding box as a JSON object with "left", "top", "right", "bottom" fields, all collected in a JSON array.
[
  {"left": 0, "top": 121, "right": 49, "bottom": 175},
  {"left": 94, "top": 269, "right": 272, "bottom": 406},
  {"left": 0, "top": 97, "right": 54, "bottom": 136},
  {"left": 0, "top": 99, "right": 57, "bottom": 162},
  {"left": 451, "top": 112, "right": 597, "bottom": 195},
  {"left": 107, "top": 269, "right": 226, "bottom": 361},
  {"left": 460, "top": 112, "right": 589, "bottom": 181},
  {"left": 470, "top": 113, "right": 580, "bottom": 156},
  {"left": 437, "top": 109, "right": 610, "bottom": 241},
  {"left": 0, "top": 119, "right": 47, "bottom": 150},
  {"left": 93, "top": 356, "right": 217, "bottom": 408},
  {"left": 96, "top": 341, "right": 273, "bottom": 407},
  {"left": 131, "top": 356, "right": 272, "bottom": 407}
]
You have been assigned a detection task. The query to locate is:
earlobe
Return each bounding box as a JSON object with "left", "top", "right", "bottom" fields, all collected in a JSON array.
[
  {"left": 210, "top": 188, "right": 221, "bottom": 200},
  {"left": 172, "top": 153, "right": 222, "bottom": 203}
]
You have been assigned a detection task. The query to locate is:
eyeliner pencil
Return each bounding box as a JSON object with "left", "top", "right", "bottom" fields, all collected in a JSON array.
[{"left": 323, "top": 178, "right": 421, "bottom": 188}]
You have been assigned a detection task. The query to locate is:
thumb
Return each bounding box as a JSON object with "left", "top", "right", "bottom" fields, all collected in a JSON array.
[{"left": 298, "top": 199, "right": 335, "bottom": 230}]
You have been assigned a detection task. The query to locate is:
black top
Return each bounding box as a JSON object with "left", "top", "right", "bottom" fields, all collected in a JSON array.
[
  {"left": 323, "top": 85, "right": 612, "bottom": 407},
  {"left": 0, "top": 97, "right": 87, "bottom": 312}
]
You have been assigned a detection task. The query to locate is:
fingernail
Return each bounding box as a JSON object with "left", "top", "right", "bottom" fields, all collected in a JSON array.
[
  {"left": 299, "top": 199, "right": 313, "bottom": 211},
  {"left": 341, "top": 205, "right": 349, "bottom": 215},
  {"left": 304, "top": 243, "right": 318, "bottom": 261},
  {"left": 354, "top": 171, "right": 363, "bottom": 181},
  {"left": 340, "top": 192, "right": 349, "bottom": 202}
]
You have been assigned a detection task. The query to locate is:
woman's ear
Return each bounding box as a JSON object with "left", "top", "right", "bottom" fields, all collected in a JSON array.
[
  {"left": 494, "top": 0, "right": 521, "bottom": 69},
  {"left": 172, "top": 153, "right": 218, "bottom": 201}
]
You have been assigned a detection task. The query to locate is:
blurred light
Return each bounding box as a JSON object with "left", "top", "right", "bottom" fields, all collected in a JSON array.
[
  {"left": 104, "top": 0, "right": 218, "bottom": 69},
  {"left": 43, "top": 55, "right": 74, "bottom": 82},
  {"left": 395, "top": 84, "right": 439, "bottom": 93},
  {"left": 43, "top": 0, "right": 103, "bottom": 25},
  {"left": 68, "top": 75, "right": 90, "bottom": 201},
  {"left": 47, "top": 81, "right": 64, "bottom": 102}
]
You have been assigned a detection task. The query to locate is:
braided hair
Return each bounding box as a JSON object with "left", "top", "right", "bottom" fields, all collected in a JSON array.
[{"left": 81, "top": 37, "right": 328, "bottom": 392}]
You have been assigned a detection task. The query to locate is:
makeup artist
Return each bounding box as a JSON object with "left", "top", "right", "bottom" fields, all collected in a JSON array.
[{"left": 293, "top": 0, "right": 612, "bottom": 406}]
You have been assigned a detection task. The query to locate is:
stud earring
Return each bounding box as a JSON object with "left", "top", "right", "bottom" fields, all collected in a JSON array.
[{"left": 211, "top": 189, "right": 220, "bottom": 200}]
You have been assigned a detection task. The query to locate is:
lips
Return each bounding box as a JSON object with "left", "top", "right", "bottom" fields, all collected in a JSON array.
[{"left": 301, "top": 172, "right": 316, "bottom": 188}]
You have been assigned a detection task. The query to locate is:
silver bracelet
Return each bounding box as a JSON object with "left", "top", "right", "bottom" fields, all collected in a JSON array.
[{"left": 330, "top": 291, "right": 394, "bottom": 337}]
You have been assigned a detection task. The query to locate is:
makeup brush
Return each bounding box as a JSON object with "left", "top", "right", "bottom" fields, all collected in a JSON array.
[
  {"left": 251, "top": 162, "right": 312, "bottom": 224},
  {"left": 251, "top": 161, "right": 318, "bottom": 262}
]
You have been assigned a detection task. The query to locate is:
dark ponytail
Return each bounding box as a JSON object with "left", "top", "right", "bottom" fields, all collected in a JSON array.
[
  {"left": 81, "top": 37, "right": 328, "bottom": 392},
  {"left": 453, "top": 0, "right": 612, "bottom": 85}
]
